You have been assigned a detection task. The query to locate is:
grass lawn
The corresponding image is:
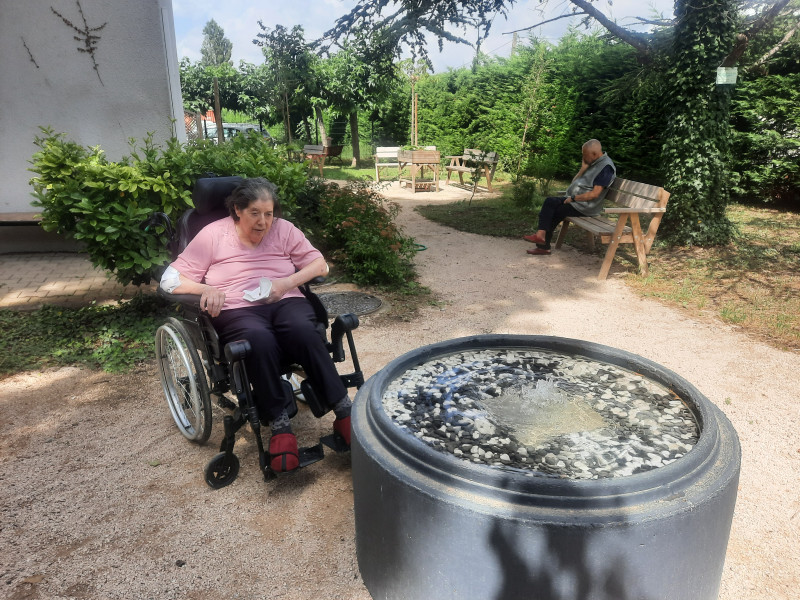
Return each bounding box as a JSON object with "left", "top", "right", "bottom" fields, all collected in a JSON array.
[{"left": 417, "top": 192, "right": 800, "bottom": 352}]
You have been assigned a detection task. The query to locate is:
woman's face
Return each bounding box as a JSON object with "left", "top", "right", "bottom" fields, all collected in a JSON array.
[{"left": 235, "top": 197, "right": 275, "bottom": 246}]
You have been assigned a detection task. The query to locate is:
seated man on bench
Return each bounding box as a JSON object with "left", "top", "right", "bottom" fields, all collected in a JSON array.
[{"left": 524, "top": 139, "right": 616, "bottom": 255}]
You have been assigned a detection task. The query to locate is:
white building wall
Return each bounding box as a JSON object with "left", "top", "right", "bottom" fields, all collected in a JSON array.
[{"left": 0, "top": 0, "right": 185, "bottom": 214}]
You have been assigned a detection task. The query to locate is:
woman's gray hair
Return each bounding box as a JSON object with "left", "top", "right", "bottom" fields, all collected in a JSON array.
[{"left": 225, "top": 178, "right": 282, "bottom": 221}]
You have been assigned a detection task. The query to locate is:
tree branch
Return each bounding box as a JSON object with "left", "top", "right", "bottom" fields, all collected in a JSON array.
[
  {"left": 502, "top": 13, "right": 587, "bottom": 35},
  {"left": 631, "top": 16, "right": 674, "bottom": 27},
  {"left": 568, "top": 0, "right": 651, "bottom": 55},
  {"left": 721, "top": 0, "right": 793, "bottom": 66},
  {"left": 746, "top": 18, "right": 800, "bottom": 71}
]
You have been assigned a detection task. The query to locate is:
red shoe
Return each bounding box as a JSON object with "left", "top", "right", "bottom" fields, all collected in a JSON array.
[
  {"left": 333, "top": 416, "right": 351, "bottom": 448},
  {"left": 269, "top": 432, "right": 300, "bottom": 472},
  {"left": 527, "top": 248, "right": 551, "bottom": 255},
  {"left": 523, "top": 233, "right": 546, "bottom": 245}
]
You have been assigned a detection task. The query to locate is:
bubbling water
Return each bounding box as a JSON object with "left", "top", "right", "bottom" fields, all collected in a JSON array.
[
  {"left": 487, "top": 379, "right": 607, "bottom": 447},
  {"left": 382, "top": 349, "right": 699, "bottom": 479}
]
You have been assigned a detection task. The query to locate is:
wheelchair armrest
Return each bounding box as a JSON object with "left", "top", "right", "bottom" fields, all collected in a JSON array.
[
  {"left": 157, "top": 287, "right": 202, "bottom": 308},
  {"left": 330, "top": 313, "right": 360, "bottom": 362},
  {"left": 224, "top": 340, "right": 251, "bottom": 363}
]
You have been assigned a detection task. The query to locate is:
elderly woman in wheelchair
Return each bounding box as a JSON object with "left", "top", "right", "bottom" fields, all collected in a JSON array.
[{"left": 156, "top": 176, "right": 362, "bottom": 487}]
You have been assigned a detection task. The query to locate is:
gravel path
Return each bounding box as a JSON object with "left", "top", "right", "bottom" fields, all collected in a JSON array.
[{"left": 1, "top": 182, "right": 798, "bottom": 599}]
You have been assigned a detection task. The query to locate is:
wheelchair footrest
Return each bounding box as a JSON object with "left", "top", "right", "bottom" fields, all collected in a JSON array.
[
  {"left": 299, "top": 443, "right": 326, "bottom": 467},
  {"left": 321, "top": 433, "right": 350, "bottom": 454},
  {"left": 263, "top": 442, "right": 325, "bottom": 481}
]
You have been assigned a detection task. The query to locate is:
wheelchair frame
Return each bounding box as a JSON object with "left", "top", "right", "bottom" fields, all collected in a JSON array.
[{"left": 153, "top": 177, "right": 363, "bottom": 488}]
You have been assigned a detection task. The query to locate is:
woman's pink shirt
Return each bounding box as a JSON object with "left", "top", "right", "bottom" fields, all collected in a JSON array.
[{"left": 170, "top": 217, "right": 323, "bottom": 311}]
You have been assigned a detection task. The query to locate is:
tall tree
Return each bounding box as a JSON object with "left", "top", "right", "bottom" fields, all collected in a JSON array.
[
  {"left": 315, "top": 28, "right": 398, "bottom": 164},
  {"left": 254, "top": 24, "right": 318, "bottom": 143},
  {"left": 326, "top": 0, "right": 796, "bottom": 245},
  {"left": 201, "top": 19, "right": 233, "bottom": 67}
]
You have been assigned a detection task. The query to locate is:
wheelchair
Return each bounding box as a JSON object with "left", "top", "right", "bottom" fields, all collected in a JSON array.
[{"left": 152, "top": 176, "right": 363, "bottom": 489}]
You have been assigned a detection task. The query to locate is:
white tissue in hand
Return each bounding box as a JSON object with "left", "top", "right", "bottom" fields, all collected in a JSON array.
[{"left": 243, "top": 278, "right": 272, "bottom": 301}]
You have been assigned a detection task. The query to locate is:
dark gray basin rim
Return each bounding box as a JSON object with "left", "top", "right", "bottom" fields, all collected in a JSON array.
[{"left": 358, "top": 334, "right": 735, "bottom": 510}]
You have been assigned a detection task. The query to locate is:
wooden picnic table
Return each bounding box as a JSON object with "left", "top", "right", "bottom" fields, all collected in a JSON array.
[{"left": 398, "top": 149, "right": 440, "bottom": 193}]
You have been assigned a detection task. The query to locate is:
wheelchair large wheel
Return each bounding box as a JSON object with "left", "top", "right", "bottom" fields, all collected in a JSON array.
[{"left": 156, "top": 317, "right": 212, "bottom": 444}]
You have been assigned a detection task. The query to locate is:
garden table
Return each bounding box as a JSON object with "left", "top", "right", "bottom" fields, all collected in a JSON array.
[{"left": 398, "top": 149, "right": 440, "bottom": 193}]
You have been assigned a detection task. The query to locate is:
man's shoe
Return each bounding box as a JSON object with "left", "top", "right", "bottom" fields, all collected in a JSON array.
[
  {"left": 523, "top": 233, "right": 546, "bottom": 245},
  {"left": 527, "top": 248, "right": 551, "bottom": 255}
]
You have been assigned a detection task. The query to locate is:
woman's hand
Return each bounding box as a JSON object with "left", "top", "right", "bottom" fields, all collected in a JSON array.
[
  {"left": 199, "top": 286, "right": 226, "bottom": 317},
  {"left": 265, "top": 278, "right": 292, "bottom": 304}
]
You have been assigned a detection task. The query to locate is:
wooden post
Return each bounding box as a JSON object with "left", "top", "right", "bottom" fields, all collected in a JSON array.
[
  {"left": 213, "top": 77, "right": 223, "bottom": 145},
  {"left": 414, "top": 93, "right": 418, "bottom": 146}
]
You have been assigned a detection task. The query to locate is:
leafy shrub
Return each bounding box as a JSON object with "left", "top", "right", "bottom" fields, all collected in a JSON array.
[
  {"left": 29, "top": 128, "right": 306, "bottom": 285},
  {"left": 312, "top": 181, "right": 417, "bottom": 287},
  {"left": 511, "top": 178, "right": 540, "bottom": 209}
]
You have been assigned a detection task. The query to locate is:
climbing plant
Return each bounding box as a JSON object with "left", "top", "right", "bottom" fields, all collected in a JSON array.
[{"left": 660, "top": 0, "right": 738, "bottom": 245}]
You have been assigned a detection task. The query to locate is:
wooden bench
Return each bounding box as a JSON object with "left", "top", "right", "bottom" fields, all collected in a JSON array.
[
  {"left": 303, "top": 144, "right": 326, "bottom": 177},
  {"left": 445, "top": 149, "right": 499, "bottom": 192},
  {"left": 554, "top": 178, "right": 670, "bottom": 280},
  {"left": 374, "top": 146, "right": 400, "bottom": 182}
]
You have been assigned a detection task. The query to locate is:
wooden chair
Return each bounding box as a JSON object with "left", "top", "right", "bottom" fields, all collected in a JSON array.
[{"left": 374, "top": 147, "right": 400, "bottom": 182}]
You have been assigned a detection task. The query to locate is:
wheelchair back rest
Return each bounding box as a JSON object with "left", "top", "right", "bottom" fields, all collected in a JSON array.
[{"left": 173, "top": 176, "right": 244, "bottom": 258}]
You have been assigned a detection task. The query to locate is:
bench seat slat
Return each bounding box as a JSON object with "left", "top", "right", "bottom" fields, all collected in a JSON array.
[{"left": 604, "top": 207, "right": 666, "bottom": 214}]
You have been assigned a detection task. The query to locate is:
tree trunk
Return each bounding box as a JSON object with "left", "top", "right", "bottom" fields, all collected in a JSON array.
[
  {"left": 213, "top": 77, "right": 223, "bottom": 146},
  {"left": 349, "top": 111, "right": 361, "bottom": 167},
  {"left": 315, "top": 106, "right": 328, "bottom": 146},
  {"left": 659, "top": 0, "right": 737, "bottom": 245},
  {"left": 283, "top": 92, "right": 292, "bottom": 143}
]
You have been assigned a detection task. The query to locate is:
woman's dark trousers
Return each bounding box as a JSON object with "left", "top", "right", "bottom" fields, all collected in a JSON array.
[{"left": 212, "top": 297, "right": 347, "bottom": 423}]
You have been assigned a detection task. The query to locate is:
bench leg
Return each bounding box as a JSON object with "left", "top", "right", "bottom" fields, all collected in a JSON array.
[
  {"left": 554, "top": 221, "right": 570, "bottom": 249},
  {"left": 629, "top": 214, "right": 649, "bottom": 276},
  {"left": 598, "top": 215, "right": 629, "bottom": 280},
  {"left": 483, "top": 166, "right": 492, "bottom": 192}
]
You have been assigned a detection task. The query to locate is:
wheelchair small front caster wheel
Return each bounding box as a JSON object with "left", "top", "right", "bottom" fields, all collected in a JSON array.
[{"left": 204, "top": 452, "right": 240, "bottom": 489}]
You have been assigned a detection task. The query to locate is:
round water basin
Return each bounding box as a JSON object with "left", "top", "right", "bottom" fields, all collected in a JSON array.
[{"left": 352, "top": 335, "right": 740, "bottom": 600}]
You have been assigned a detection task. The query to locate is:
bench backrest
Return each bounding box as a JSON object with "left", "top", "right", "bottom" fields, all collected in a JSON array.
[
  {"left": 463, "top": 149, "right": 498, "bottom": 164},
  {"left": 303, "top": 144, "right": 324, "bottom": 155},
  {"left": 375, "top": 146, "right": 400, "bottom": 160},
  {"left": 606, "top": 178, "right": 670, "bottom": 210}
]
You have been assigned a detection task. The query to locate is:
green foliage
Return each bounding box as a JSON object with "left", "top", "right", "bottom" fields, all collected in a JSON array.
[
  {"left": 730, "top": 74, "right": 800, "bottom": 204},
  {"left": 179, "top": 59, "right": 243, "bottom": 115},
  {"left": 253, "top": 24, "right": 319, "bottom": 141},
  {"left": 29, "top": 128, "right": 306, "bottom": 286},
  {"left": 311, "top": 181, "right": 417, "bottom": 286},
  {"left": 510, "top": 178, "right": 540, "bottom": 209},
  {"left": 660, "top": 0, "right": 738, "bottom": 245},
  {"left": 0, "top": 294, "right": 171, "bottom": 376},
  {"left": 200, "top": 19, "right": 233, "bottom": 67}
]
